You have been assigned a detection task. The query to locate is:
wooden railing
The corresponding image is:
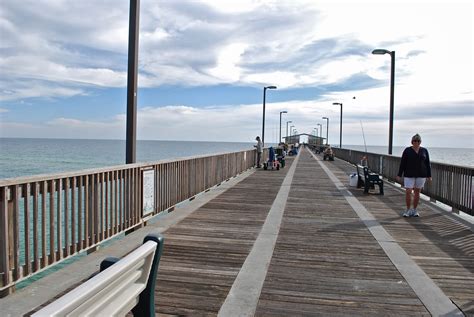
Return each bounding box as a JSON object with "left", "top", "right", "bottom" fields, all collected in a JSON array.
[
  {"left": 0, "top": 149, "right": 256, "bottom": 294},
  {"left": 331, "top": 148, "right": 473, "bottom": 216}
]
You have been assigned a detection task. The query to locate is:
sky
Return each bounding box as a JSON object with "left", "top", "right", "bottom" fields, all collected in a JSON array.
[{"left": 0, "top": 0, "right": 473, "bottom": 148}]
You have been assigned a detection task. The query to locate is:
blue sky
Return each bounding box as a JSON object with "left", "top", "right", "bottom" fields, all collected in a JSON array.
[{"left": 0, "top": 0, "right": 473, "bottom": 148}]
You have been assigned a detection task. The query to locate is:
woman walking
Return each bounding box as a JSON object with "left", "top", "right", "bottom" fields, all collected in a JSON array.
[{"left": 396, "top": 134, "right": 432, "bottom": 217}]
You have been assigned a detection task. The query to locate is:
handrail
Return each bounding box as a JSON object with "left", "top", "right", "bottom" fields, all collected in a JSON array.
[
  {"left": 330, "top": 147, "right": 473, "bottom": 216},
  {"left": 0, "top": 149, "right": 257, "bottom": 294}
]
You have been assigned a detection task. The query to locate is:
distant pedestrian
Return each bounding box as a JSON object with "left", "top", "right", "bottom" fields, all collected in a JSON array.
[
  {"left": 396, "top": 134, "right": 432, "bottom": 217},
  {"left": 254, "top": 136, "right": 263, "bottom": 168}
]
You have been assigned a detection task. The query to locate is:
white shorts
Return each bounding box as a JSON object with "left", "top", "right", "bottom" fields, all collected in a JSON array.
[{"left": 404, "top": 177, "right": 426, "bottom": 189}]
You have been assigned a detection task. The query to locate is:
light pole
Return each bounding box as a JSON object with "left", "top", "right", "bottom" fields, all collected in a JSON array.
[
  {"left": 286, "top": 120, "right": 292, "bottom": 143},
  {"left": 314, "top": 128, "right": 318, "bottom": 137},
  {"left": 322, "top": 117, "right": 329, "bottom": 145},
  {"left": 126, "top": 0, "right": 141, "bottom": 164},
  {"left": 372, "top": 48, "right": 395, "bottom": 155},
  {"left": 262, "top": 85, "right": 277, "bottom": 147},
  {"left": 279, "top": 111, "right": 287, "bottom": 143},
  {"left": 317, "top": 123, "right": 322, "bottom": 145},
  {"left": 333, "top": 102, "right": 343, "bottom": 148},
  {"left": 290, "top": 125, "right": 295, "bottom": 142}
]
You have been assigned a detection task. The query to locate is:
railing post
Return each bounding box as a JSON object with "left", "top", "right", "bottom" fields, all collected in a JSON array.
[{"left": 0, "top": 187, "right": 12, "bottom": 295}]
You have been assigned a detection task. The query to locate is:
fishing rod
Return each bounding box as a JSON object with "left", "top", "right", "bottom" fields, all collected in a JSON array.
[{"left": 360, "top": 121, "right": 368, "bottom": 166}]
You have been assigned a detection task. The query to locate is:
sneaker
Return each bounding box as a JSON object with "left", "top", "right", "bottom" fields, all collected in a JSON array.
[
  {"left": 411, "top": 209, "right": 420, "bottom": 217},
  {"left": 402, "top": 210, "right": 411, "bottom": 217}
]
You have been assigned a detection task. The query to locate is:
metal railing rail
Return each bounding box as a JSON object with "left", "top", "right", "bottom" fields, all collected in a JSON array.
[
  {"left": 331, "top": 148, "right": 473, "bottom": 216},
  {"left": 0, "top": 149, "right": 257, "bottom": 294}
]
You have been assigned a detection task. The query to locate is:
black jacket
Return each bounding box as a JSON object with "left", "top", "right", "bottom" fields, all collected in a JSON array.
[{"left": 398, "top": 146, "right": 432, "bottom": 178}]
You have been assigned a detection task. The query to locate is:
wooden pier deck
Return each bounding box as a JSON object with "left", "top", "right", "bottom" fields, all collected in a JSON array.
[
  {"left": 152, "top": 148, "right": 473, "bottom": 316},
  {"left": 2, "top": 148, "right": 473, "bottom": 316}
]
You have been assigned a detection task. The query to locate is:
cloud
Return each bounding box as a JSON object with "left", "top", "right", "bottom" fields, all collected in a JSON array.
[
  {"left": 0, "top": 78, "right": 85, "bottom": 101},
  {"left": 0, "top": 0, "right": 472, "bottom": 148},
  {"left": 2, "top": 0, "right": 472, "bottom": 95}
]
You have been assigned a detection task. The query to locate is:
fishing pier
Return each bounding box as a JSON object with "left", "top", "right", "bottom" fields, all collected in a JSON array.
[{"left": 0, "top": 147, "right": 473, "bottom": 316}]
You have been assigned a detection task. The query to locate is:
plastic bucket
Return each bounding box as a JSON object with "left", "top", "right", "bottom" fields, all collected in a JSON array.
[{"left": 349, "top": 173, "right": 358, "bottom": 187}]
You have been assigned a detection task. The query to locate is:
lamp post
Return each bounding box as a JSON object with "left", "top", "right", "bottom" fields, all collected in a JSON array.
[
  {"left": 317, "top": 123, "right": 322, "bottom": 145},
  {"left": 333, "top": 102, "right": 343, "bottom": 148},
  {"left": 126, "top": 0, "right": 141, "bottom": 164},
  {"left": 372, "top": 49, "right": 395, "bottom": 155},
  {"left": 314, "top": 128, "right": 318, "bottom": 137},
  {"left": 322, "top": 117, "right": 329, "bottom": 145},
  {"left": 262, "top": 85, "right": 277, "bottom": 147},
  {"left": 279, "top": 111, "right": 287, "bottom": 143},
  {"left": 286, "top": 120, "right": 292, "bottom": 142}
]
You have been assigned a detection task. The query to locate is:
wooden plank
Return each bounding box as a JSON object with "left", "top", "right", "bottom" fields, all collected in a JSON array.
[
  {"left": 32, "top": 182, "right": 39, "bottom": 271},
  {"left": 77, "top": 176, "right": 83, "bottom": 251},
  {"left": 56, "top": 179, "right": 62, "bottom": 260},
  {"left": 105, "top": 172, "right": 109, "bottom": 237},
  {"left": 12, "top": 185, "right": 20, "bottom": 281},
  {"left": 84, "top": 175, "right": 89, "bottom": 248},
  {"left": 71, "top": 177, "right": 76, "bottom": 254},
  {"left": 64, "top": 178, "right": 69, "bottom": 258},
  {"left": 41, "top": 181, "right": 47, "bottom": 268},
  {"left": 23, "top": 184, "right": 31, "bottom": 276},
  {"left": 0, "top": 186, "right": 10, "bottom": 286}
]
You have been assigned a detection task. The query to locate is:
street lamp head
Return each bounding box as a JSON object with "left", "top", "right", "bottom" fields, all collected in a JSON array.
[
  {"left": 322, "top": 117, "right": 328, "bottom": 119},
  {"left": 372, "top": 49, "right": 391, "bottom": 55},
  {"left": 332, "top": 102, "right": 342, "bottom": 106},
  {"left": 265, "top": 85, "right": 277, "bottom": 89},
  {"left": 281, "top": 110, "right": 288, "bottom": 114},
  {"left": 287, "top": 120, "right": 292, "bottom": 123}
]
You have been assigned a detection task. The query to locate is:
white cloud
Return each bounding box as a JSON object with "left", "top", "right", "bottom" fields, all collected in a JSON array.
[
  {"left": 0, "top": 0, "right": 472, "bottom": 147},
  {"left": 208, "top": 43, "right": 247, "bottom": 81},
  {"left": 0, "top": 79, "right": 84, "bottom": 101}
]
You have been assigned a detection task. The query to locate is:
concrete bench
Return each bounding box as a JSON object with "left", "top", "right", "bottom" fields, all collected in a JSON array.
[
  {"left": 32, "top": 233, "right": 164, "bottom": 317},
  {"left": 356, "top": 164, "right": 384, "bottom": 195}
]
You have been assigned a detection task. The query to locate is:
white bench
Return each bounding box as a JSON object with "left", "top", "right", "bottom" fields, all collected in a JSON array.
[{"left": 32, "top": 234, "right": 164, "bottom": 317}]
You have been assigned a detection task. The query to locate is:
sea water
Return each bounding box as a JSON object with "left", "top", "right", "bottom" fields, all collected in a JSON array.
[
  {"left": 1, "top": 138, "right": 472, "bottom": 180},
  {"left": 0, "top": 138, "right": 254, "bottom": 179}
]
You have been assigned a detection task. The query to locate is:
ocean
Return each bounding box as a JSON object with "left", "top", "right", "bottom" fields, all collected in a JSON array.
[
  {"left": 343, "top": 145, "right": 474, "bottom": 168},
  {"left": 0, "top": 138, "right": 473, "bottom": 180}
]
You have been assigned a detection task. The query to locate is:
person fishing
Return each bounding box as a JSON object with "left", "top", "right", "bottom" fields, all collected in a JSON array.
[{"left": 254, "top": 136, "right": 263, "bottom": 168}]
